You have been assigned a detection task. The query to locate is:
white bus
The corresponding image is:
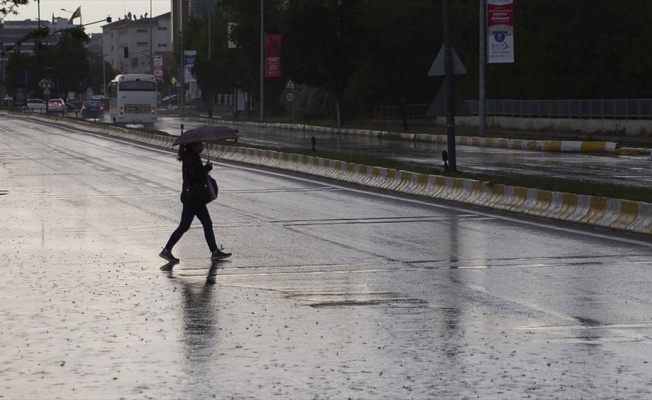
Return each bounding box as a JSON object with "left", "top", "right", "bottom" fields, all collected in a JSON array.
[{"left": 107, "top": 74, "right": 158, "bottom": 127}]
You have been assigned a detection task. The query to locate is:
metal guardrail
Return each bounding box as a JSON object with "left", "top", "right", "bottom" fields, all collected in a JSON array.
[{"left": 375, "top": 99, "right": 652, "bottom": 120}]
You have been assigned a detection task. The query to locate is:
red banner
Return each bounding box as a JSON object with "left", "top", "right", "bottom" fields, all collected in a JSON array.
[{"left": 265, "top": 34, "right": 282, "bottom": 78}]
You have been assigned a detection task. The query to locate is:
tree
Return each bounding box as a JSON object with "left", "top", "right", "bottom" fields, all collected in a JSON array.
[
  {"left": 353, "top": 0, "right": 440, "bottom": 128},
  {"left": 88, "top": 54, "right": 116, "bottom": 96},
  {"left": 219, "top": 0, "right": 287, "bottom": 117},
  {"left": 4, "top": 47, "right": 32, "bottom": 95},
  {"left": 184, "top": 11, "right": 239, "bottom": 118},
  {"left": 282, "top": 0, "right": 357, "bottom": 126},
  {"left": 179, "top": 0, "right": 652, "bottom": 122},
  {"left": 0, "top": 0, "right": 29, "bottom": 19},
  {"left": 32, "top": 28, "right": 90, "bottom": 98}
]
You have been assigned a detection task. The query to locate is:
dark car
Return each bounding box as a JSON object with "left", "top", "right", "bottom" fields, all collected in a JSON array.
[
  {"left": 80, "top": 100, "right": 105, "bottom": 119},
  {"left": 92, "top": 95, "right": 110, "bottom": 111}
]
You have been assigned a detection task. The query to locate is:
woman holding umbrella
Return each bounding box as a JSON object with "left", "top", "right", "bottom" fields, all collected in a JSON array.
[{"left": 159, "top": 141, "right": 231, "bottom": 263}]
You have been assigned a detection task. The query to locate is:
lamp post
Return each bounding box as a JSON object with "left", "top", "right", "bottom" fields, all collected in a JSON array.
[
  {"left": 149, "top": 0, "right": 153, "bottom": 75},
  {"left": 102, "top": 53, "right": 107, "bottom": 95},
  {"left": 259, "top": 0, "right": 264, "bottom": 122}
]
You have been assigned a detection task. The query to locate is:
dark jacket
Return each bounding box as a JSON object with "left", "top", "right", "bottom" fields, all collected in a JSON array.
[{"left": 180, "top": 148, "right": 212, "bottom": 205}]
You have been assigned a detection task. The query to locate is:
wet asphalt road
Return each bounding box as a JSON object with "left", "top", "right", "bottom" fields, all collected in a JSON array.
[{"left": 2, "top": 115, "right": 652, "bottom": 399}]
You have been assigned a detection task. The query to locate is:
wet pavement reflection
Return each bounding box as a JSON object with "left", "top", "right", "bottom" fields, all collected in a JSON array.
[{"left": 2, "top": 115, "right": 652, "bottom": 398}]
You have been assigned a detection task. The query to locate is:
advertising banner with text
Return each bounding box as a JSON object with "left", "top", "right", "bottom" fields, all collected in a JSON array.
[
  {"left": 265, "top": 34, "right": 282, "bottom": 78},
  {"left": 184, "top": 50, "right": 197, "bottom": 83},
  {"left": 488, "top": 0, "right": 514, "bottom": 64}
]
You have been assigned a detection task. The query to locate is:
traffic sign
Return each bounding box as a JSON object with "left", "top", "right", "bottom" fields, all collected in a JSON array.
[
  {"left": 285, "top": 79, "right": 295, "bottom": 90},
  {"left": 285, "top": 92, "right": 296, "bottom": 102},
  {"left": 428, "top": 45, "right": 467, "bottom": 76}
]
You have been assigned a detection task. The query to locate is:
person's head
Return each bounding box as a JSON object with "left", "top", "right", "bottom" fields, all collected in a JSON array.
[
  {"left": 176, "top": 143, "right": 204, "bottom": 161},
  {"left": 191, "top": 142, "right": 204, "bottom": 154}
]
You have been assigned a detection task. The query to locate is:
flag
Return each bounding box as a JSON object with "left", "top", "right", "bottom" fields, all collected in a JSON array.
[{"left": 69, "top": 6, "right": 81, "bottom": 24}]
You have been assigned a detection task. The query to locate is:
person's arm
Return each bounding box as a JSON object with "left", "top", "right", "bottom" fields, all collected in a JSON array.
[{"left": 184, "top": 152, "right": 212, "bottom": 184}]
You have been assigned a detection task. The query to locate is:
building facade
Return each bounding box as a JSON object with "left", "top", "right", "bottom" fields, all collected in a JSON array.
[{"left": 101, "top": 12, "right": 172, "bottom": 76}]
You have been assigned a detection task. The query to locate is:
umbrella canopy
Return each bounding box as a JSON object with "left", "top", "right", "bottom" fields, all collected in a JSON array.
[{"left": 173, "top": 125, "right": 240, "bottom": 146}]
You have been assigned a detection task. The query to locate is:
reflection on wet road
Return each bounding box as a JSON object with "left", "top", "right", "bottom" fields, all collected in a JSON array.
[{"left": 2, "top": 115, "right": 652, "bottom": 398}]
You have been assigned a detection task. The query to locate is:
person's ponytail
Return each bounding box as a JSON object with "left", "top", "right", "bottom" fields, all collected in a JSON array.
[{"left": 176, "top": 144, "right": 186, "bottom": 161}]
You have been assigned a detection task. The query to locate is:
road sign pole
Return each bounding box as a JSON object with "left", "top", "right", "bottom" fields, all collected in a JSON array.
[{"left": 443, "top": 0, "right": 457, "bottom": 172}]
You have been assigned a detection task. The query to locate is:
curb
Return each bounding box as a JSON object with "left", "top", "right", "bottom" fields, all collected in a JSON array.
[
  {"left": 615, "top": 147, "right": 650, "bottom": 156},
  {"left": 203, "top": 117, "right": 623, "bottom": 154},
  {"left": 201, "top": 145, "right": 652, "bottom": 236}
]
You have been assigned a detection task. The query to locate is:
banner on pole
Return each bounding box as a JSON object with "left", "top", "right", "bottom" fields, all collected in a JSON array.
[
  {"left": 487, "top": 0, "right": 514, "bottom": 64},
  {"left": 184, "top": 50, "right": 197, "bottom": 82},
  {"left": 265, "top": 34, "right": 282, "bottom": 78}
]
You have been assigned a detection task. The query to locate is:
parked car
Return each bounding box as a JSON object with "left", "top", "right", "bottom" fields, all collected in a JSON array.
[
  {"left": 80, "top": 100, "right": 105, "bottom": 119},
  {"left": 24, "top": 98, "right": 47, "bottom": 112},
  {"left": 48, "top": 99, "right": 66, "bottom": 113},
  {"left": 92, "top": 96, "right": 110, "bottom": 111}
]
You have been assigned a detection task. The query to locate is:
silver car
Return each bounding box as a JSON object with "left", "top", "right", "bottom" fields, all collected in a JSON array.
[
  {"left": 48, "top": 98, "right": 66, "bottom": 113},
  {"left": 24, "top": 99, "right": 47, "bottom": 111}
]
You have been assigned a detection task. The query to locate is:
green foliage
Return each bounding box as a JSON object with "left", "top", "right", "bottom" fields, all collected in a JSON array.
[
  {"left": 5, "top": 27, "right": 91, "bottom": 98},
  {"left": 0, "top": 0, "right": 28, "bottom": 18},
  {"left": 280, "top": 84, "right": 336, "bottom": 120},
  {"left": 47, "top": 30, "right": 90, "bottom": 96},
  {"left": 179, "top": 1, "right": 652, "bottom": 120}
]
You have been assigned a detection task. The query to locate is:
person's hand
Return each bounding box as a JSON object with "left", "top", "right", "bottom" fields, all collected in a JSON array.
[{"left": 205, "top": 162, "right": 213, "bottom": 172}]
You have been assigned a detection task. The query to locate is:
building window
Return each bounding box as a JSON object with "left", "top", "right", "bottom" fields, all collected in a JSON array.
[
  {"left": 137, "top": 29, "right": 147, "bottom": 33},
  {"left": 137, "top": 42, "right": 148, "bottom": 47},
  {"left": 158, "top": 27, "right": 167, "bottom": 31}
]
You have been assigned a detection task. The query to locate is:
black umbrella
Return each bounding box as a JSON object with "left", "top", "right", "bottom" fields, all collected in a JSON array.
[{"left": 173, "top": 125, "right": 240, "bottom": 146}]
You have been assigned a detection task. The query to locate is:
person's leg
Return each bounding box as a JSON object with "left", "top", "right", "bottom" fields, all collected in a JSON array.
[
  {"left": 195, "top": 205, "right": 218, "bottom": 252},
  {"left": 165, "top": 204, "right": 196, "bottom": 251}
]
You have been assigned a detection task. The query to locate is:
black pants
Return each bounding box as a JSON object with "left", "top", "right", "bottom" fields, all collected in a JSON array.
[{"left": 165, "top": 201, "right": 217, "bottom": 253}]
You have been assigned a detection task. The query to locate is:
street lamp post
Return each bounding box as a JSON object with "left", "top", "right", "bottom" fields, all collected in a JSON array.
[
  {"left": 102, "top": 53, "right": 107, "bottom": 95},
  {"left": 260, "top": 0, "right": 264, "bottom": 122},
  {"left": 149, "top": 0, "right": 153, "bottom": 74}
]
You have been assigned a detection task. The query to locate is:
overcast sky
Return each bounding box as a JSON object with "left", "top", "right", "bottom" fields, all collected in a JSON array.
[{"left": 5, "top": 0, "right": 171, "bottom": 34}]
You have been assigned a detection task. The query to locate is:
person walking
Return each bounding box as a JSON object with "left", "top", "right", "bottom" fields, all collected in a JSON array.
[{"left": 160, "top": 142, "right": 231, "bottom": 263}]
